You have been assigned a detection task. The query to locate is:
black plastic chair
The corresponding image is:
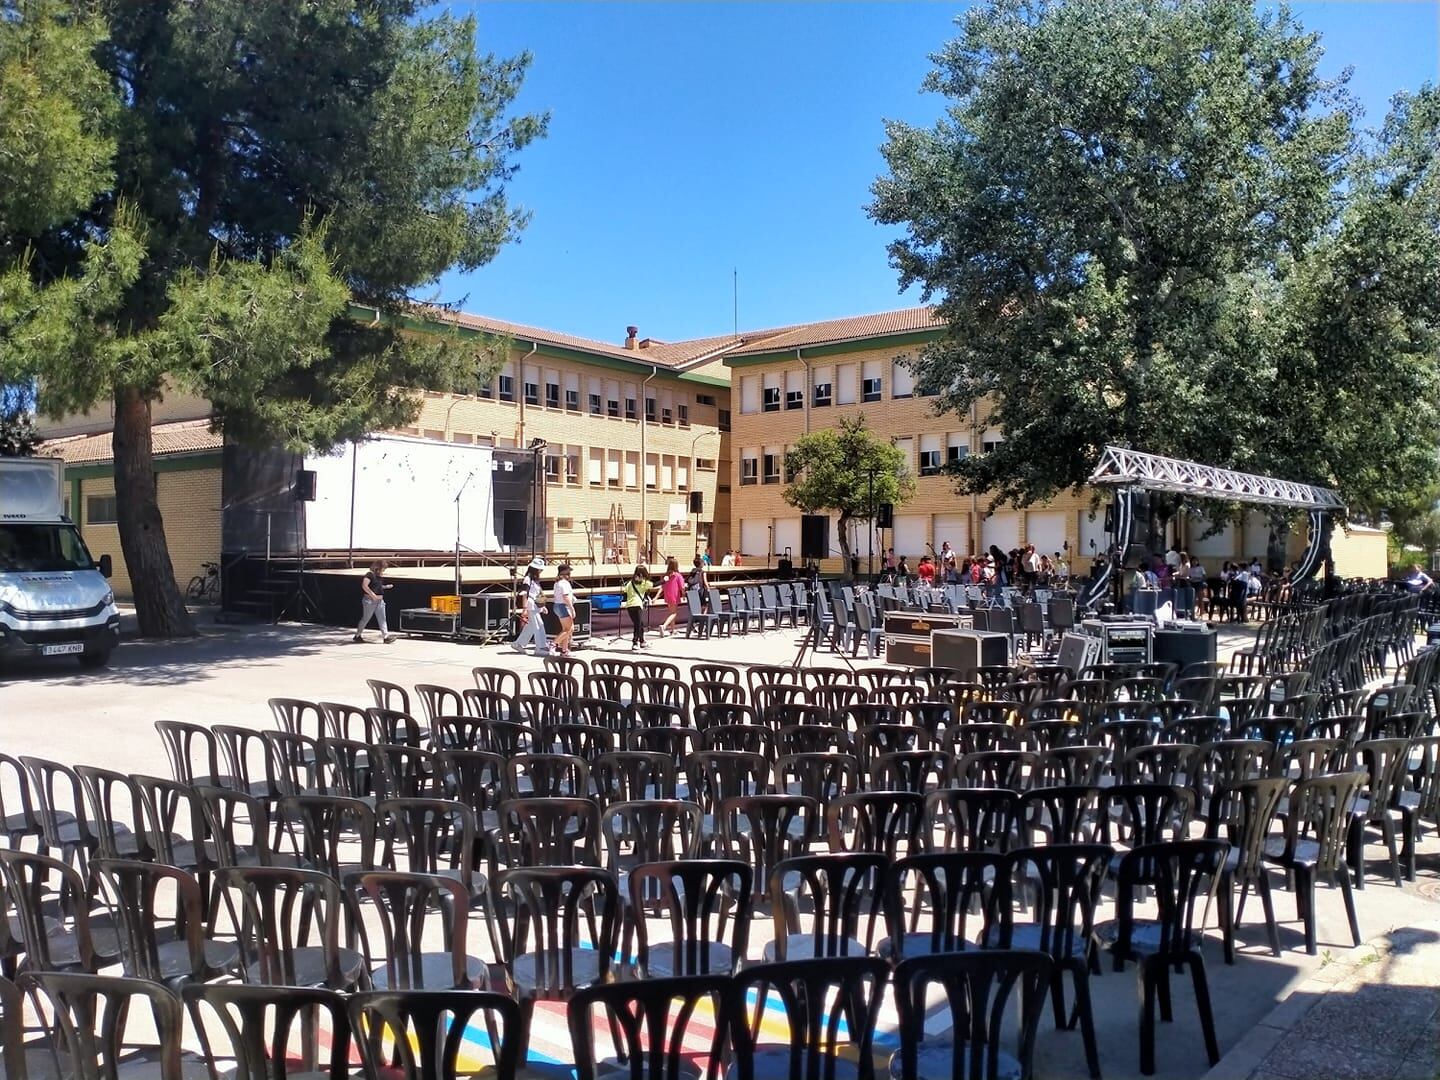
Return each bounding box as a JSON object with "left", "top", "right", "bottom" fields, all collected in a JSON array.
[
  {"left": 923, "top": 788, "right": 1020, "bottom": 853},
  {"left": 346, "top": 870, "right": 487, "bottom": 991},
  {"left": 994, "top": 845, "right": 1109, "bottom": 1079},
  {"left": 826, "top": 791, "right": 925, "bottom": 858},
  {"left": 1263, "top": 771, "right": 1366, "bottom": 955},
  {"left": 1205, "top": 777, "right": 1288, "bottom": 962},
  {"left": 627, "top": 860, "right": 752, "bottom": 978},
  {"left": 766, "top": 852, "right": 888, "bottom": 964},
  {"left": 891, "top": 949, "right": 1053, "bottom": 1080},
  {"left": 569, "top": 973, "right": 735, "bottom": 1080},
  {"left": 718, "top": 795, "right": 821, "bottom": 906},
  {"left": 730, "top": 956, "right": 887, "bottom": 1080},
  {"left": 214, "top": 866, "right": 365, "bottom": 991},
  {"left": 347, "top": 988, "right": 519, "bottom": 1080},
  {"left": 488, "top": 866, "right": 621, "bottom": 1066},
  {"left": 182, "top": 981, "right": 352, "bottom": 1079},
  {"left": 0, "top": 849, "right": 118, "bottom": 973},
  {"left": 1093, "top": 839, "right": 1230, "bottom": 1076},
  {"left": 881, "top": 851, "right": 1004, "bottom": 963},
  {"left": 25, "top": 970, "right": 187, "bottom": 1080},
  {"left": 90, "top": 859, "right": 237, "bottom": 988}
]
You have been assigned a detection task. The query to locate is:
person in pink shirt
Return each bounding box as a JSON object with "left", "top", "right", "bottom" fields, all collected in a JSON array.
[{"left": 658, "top": 556, "right": 685, "bottom": 637}]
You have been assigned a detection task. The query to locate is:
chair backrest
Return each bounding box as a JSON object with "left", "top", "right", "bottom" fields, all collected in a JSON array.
[
  {"left": 490, "top": 867, "right": 620, "bottom": 996},
  {"left": 628, "top": 859, "right": 752, "bottom": 977},
  {"left": 153, "top": 721, "right": 221, "bottom": 786},
  {"left": 569, "top": 974, "right": 735, "bottom": 1080},
  {"left": 214, "top": 866, "right": 349, "bottom": 988},
  {"left": 377, "top": 798, "right": 478, "bottom": 888},
  {"left": 26, "top": 971, "right": 186, "bottom": 1080},
  {"left": 347, "top": 988, "right": 518, "bottom": 1080},
  {"left": 769, "top": 853, "right": 888, "bottom": 960},
  {"left": 720, "top": 796, "right": 820, "bottom": 901},
  {"left": 997, "top": 845, "right": 1110, "bottom": 963},
  {"left": 346, "top": 871, "right": 474, "bottom": 990},
  {"left": 279, "top": 794, "right": 377, "bottom": 879},
  {"left": 268, "top": 698, "right": 325, "bottom": 739},
  {"left": 885, "top": 851, "right": 1006, "bottom": 959},
  {"left": 730, "top": 956, "right": 887, "bottom": 1080},
  {"left": 182, "top": 981, "right": 352, "bottom": 1079},
  {"left": 0, "top": 849, "right": 101, "bottom": 973},
  {"left": 413, "top": 684, "right": 465, "bottom": 723},
  {"left": 501, "top": 796, "right": 601, "bottom": 867},
  {"left": 601, "top": 800, "right": 703, "bottom": 873},
  {"left": 1098, "top": 783, "right": 1194, "bottom": 848},
  {"left": 924, "top": 788, "right": 1021, "bottom": 853},
  {"left": 892, "top": 950, "right": 1053, "bottom": 1080},
  {"left": 826, "top": 791, "right": 925, "bottom": 858},
  {"left": 1110, "top": 839, "right": 1229, "bottom": 963},
  {"left": 90, "top": 859, "right": 210, "bottom": 984},
  {"left": 1276, "top": 771, "right": 1367, "bottom": 872}
]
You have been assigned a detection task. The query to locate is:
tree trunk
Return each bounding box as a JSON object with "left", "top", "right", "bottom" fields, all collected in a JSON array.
[
  {"left": 112, "top": 385, "right": 197, "bottom": 638},
  {"left": 837, "top": 512, "right": 854, "bottom": 581}
]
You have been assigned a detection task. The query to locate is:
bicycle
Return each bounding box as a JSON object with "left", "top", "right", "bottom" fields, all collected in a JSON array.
[{"left": 185, "top": 561, "right": 221, "bottom": 603}]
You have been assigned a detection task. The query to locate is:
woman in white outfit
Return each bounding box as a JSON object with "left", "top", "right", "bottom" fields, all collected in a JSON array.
[{"left": 511, "top": 558, "right": 549, "bottom": 654}]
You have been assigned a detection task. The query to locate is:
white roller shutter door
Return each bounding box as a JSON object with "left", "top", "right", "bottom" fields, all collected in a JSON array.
[
  {"left": 1026, "top": 511, "right": 1066, "bottom": 556},
  {"left": 739, "top": 520, "right": 768, "bottom": 560},
  {"left": 774, "top": 518, "right": 801, "bottom": 560},
  {"left": 982, "top": 511, "right": 1020, "bottom": 553},
  {"left": 933, "top": 513, "right": 970, "bottom": 556},
  {"left": 892, "top": 514, "right": 928, "bottom": 561}
]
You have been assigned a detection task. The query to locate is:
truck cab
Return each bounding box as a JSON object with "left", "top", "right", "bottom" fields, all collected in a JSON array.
[{"left": 0, "top": 457, "right": 121, "bottom": 669}]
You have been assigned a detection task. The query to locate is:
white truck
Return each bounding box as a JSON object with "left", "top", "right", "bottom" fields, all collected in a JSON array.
[{"left": 0, "top": 456, "right": 120, "bottom": 669}]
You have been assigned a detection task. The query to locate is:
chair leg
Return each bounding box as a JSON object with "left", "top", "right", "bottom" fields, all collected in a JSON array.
[
  {"left": 1070, "top": 964, "right": 1102, "bottom": 1080},
  {"left": 1347, "top": 818, "right": 1366, "bottom": 890},
  {"left": 1218, "top": 873, "right": 1236, "bottom": 965},
  {"left": 1049, "top": 968, "right": 1068, "bottom": 1030},
  {"left": 515, "top": 995, "right": 537, "bottom": 1067},
  {"left": 1257, "top": 872, "right": 1281, "bottom": 958},
  {"left": 1138, "top": 961, "right": 1157, "bottom": 1076},
  {"left": 1338, "top": 869, "right": 1362, "bottom": 947},
  {"left": 1188, "top": 954, "right": 1222, "bottom": 1066},
  {"left": 1155, "top": 961, "right": 1173, "bottom": 1023},
  {"left": 1297, "top": 866, "right": 1317, "bottom": 955}
]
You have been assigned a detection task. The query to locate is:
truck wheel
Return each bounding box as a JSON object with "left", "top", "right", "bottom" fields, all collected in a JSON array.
[{"left": 78, "top": 650, "right": 111, "bottom": 669}]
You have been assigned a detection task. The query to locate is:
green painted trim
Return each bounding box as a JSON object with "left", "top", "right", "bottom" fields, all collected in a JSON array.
[
  {"left": 64, "top": 451, "right": 223, "bottom": 481},
  {"left": 69, "top": 476, "right": 80, "bottom": 520},
  {"left": 677, "top": 372, "right": 730, "bottom": 389},
  {"left": 722, "top": 328, "right": 945, "bottom": 367}
]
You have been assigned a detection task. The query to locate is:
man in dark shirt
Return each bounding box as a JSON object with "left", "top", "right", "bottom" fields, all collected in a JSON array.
[{"left": 355, "top": 559, "right": 396, "bottom": 643}]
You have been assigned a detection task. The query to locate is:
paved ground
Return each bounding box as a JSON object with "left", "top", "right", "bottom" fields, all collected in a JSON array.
[{"left": 1, "top": 612, "right": 1437, "bottom": 1078}]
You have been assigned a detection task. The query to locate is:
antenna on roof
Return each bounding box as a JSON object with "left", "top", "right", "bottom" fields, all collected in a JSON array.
[{"left": 733, "top": 268, "right": 738, "bottom": 339}]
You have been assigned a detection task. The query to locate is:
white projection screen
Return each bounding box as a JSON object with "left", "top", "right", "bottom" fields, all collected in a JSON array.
[{"left": 303, "top": 437, "right": 503, "bottom": 552}]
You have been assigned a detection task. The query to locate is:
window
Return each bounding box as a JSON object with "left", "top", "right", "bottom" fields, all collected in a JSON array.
[
  {"left": 862, "top": 360, "right": 882, "bottom": 402},
  {"left": 836, "top": 364, "right": 856, "bottom": 405},
  {"left": 919, "top": 434, "right": 942, "bottom": 476},
  {"left": 86, "top": 494, "right": 117, "bottom": 525},
  {"left": 498, "top": 375, "right": 515, "bottom": 402},
  {"left": 565, "top": 389, "right": 579, "bottom": 411},
  {"left": 677, "top": 461, "right": 689, "bottom": 490},
  {"left": 785, "top": 369, "right": 805, "bottom": 411},
  {"left": 589, "top": 393, "right": 602, "bottom": 415},
  {"left": 893, "top": 437, "right": 914, "bottom": 469},
  {"left": 892, "top": 359, "right": 915, "bottom": 398},
  {"left": 606, "top": 453, "right": 622, "bottom": 487},
  {"left": 677, "top": 403, "right": 689, "bottom": 427},
  {"left": 786, "top": 390, "right": 803, "bottom": 410},
  {"left": 478, "top": 380, "right": 494, "bottom": 399},
  {"left": 741, "top": 453, "right": 759, "bottom": 485},
  {"left": 545, "top": 382, "right": 560, "bottom": 409},
  {"left": 565, "top": 449, "right": 580, "bottom": 484},
  {"left": 696, "top": 457, "right": 717, "bottom": 471},
  {"left": 947, "top": 432, "right": 970, "bottom": 464},
  {"left": 644, "top": 397, "right": 656, "bottom": 421},
  {"left": 607, "top": 398, "right": 620, "bottom": 419},
  {"left": 813, "top": 381, "right": 832, "bottom": 407},
  {"left": 624, "top": 453, "right": 639, "bottom": 489},
  {"left": 625, "top": 397, "right": 637, "bottom": 420},
  {"left": 543, "top": 455, "right": 561, "bottom": 482},
  {"left": 661, "top": 407, "right": 673, "bottom": 425},
  {"left": 740, "top": 375, "right": 760, "bottom": 415},
  {"left": 762, "top": 450, "right": 781, "bottom": 484},
  {"left": 982, "top": 436, "right": 1004, "bottom": 454},
  {"left": 718, "top": 409, "right": 731, "bottom": 432},
  {"left": 645, "top": 454, "right": 658, "bottom": 490},
  {"left": 587, "top": 450, "right": 603, "bottom": 485},
  {"left": 762, "top": 387, "right": 780, "bottom": 412},
  {"left": 524, "top": 380, "right": 539, "bottom": 406},
  {"left": 785, "top": 456, "right": 799, "bottom": 483},
  {"left": 556, "top": 517, "right": 573, "bottom": 530},
  {"left": 453, "top": 433, "right": 473, "bottom": 445},
  {"left": 660, "top": 457, "right": 674, "bottom": 490},
  {"left": 696, "top": 393, "right": 716, "bottom": 406}
]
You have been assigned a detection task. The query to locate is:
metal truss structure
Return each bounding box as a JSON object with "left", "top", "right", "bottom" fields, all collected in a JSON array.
[
  {"left": 1089, "top": 446, "right": 1345, "bottom": 512},
  {"left": 1080, "top": 446, "right": 1345, "bottom": 608}
]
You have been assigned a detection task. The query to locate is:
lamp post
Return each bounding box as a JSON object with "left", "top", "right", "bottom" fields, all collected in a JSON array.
[
  {"left": 690, "top": 429, "right": 719, "bottom": 558},
  {"left": 528, "top": 437, "right": 547, "bottom": 564}
]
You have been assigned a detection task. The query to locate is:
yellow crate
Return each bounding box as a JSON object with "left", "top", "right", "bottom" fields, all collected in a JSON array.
[{"left": 430, "top": 595, "right": 462, "bottom": 615}]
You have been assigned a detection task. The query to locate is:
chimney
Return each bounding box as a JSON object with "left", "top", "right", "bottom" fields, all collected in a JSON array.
[{"left": 624, "top": 326, "right": 639, "bottom": 350}]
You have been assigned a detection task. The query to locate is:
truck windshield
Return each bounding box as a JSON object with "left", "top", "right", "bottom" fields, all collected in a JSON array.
[{"left": 0, "top": 524, "right": 97, "bottom": 573}]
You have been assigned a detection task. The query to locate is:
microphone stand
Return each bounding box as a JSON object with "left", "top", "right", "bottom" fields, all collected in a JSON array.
[{"left": 453, "top": 470, "right": 475, "bottom": 598}]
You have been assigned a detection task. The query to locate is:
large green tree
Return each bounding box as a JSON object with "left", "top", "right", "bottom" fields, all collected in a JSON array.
[
  {"left": 783, "top": 415, "right": 916, "bottom": 579},
  {"left": 0, "top": 1, "right": 545, "bottom": 635},
  {"left": 870, "top": 0, "right": 1439, "bottom": 522}
]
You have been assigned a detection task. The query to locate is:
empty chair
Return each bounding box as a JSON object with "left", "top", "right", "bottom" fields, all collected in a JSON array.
[
  {"left": 90, "top": 858, "right": 237, "bottom": 988},
  {"left": 183, "top": 982, "right": 352, "bottom": 1080},
  {"left": 1263, "top": 771, "right": 1366, "bottom": 955},
  {"left": 627, "top": 859, "right": 752, "bottom": 978},
  {"left": 568, "top": 974, "right": 736, "bottom": 1080},
  {"left": 27, "top": 971, "right": 187, "bottom": 1080},
  {"left": 214, "top": 865, "right": 365, "bottom": 991},
  {"left": 346, "top": 870, "right": 487, "bottom": 990},
  {"left": 766, "top": 852, "right": 888, "bottom": 963},
  {"left": 882, "top": 851, "right": 1005, "bottom": 962},
  {"left": 348, "top": 988, "right": 519, "bottom": 1080}
]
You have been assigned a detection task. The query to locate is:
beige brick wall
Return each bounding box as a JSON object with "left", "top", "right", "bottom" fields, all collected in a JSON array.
[
  {"left": 402, "top": 345, "right": 729, "bottom": 565},
  {"left": 726, "top": 342, "right": 1095, "bottom": 573},
  {"left": 73, "top": 465, "right": 222, "bottom": 599}
]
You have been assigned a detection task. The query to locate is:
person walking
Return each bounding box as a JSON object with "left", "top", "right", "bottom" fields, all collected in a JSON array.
[
  {"left": 622, "top": 565, "right": 654, "bottom": 650},
  {"left": 511, "top": 558, "right": 549, "bottom": 655},
  {"left": 659, "top": 556, "right": 684, "bottom": 636},
  {"left": 354, "top": 559, "right": 396, "bottom": 643},
  {"left": 550, "top": 563, "right": 577, "bottom": 655}
]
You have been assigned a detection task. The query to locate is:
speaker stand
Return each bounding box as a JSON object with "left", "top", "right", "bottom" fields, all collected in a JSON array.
[
  {"left": 275, "top": 500, "right": 324, "bottom": 625},
  {"left": 791, "top": 571, "right": 857, "bottom": 674}
]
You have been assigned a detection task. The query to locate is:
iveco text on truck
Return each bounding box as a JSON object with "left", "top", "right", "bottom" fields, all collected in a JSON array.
[{"left": 0, "top": 456, "right": 120, "bottom": 669}]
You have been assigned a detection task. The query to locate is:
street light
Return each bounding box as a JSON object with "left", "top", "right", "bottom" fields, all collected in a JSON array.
[
  {"left": 528, "top": 437, "right": 547, "bottom": 563},
  {"left": 690, "top": 430, "right": 719, "bottom": 558}
]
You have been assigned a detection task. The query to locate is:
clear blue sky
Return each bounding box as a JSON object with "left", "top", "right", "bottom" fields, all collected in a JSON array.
[{"left": 436, "top": 1, "right": 1440, "bottom": 346}]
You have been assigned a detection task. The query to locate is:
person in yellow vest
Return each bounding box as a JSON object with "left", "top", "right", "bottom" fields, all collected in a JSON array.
[{"left": 622, "top": 565, "right": 655, "bottom": 651}]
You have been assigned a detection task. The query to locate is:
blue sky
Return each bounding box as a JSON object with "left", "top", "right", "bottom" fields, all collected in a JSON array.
[{"left": 436, "top": 1, "right": 1440, "bottom": 345}]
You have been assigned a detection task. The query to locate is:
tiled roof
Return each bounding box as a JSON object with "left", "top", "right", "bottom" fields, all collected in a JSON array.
[
  {"left": 725, "top": 306, "right": 942, "bottom": 356},
  {"left": 40, "top": 419, "right": 223, "bottom": 465}
]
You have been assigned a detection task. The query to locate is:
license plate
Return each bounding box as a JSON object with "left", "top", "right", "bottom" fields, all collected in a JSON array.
[{"left": 41, "top": 643, "right": 85, "bottom": 656}]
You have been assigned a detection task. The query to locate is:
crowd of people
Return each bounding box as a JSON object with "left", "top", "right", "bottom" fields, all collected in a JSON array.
[{"left": 881, "top": 542, "right": 1072, "bottom": 591}]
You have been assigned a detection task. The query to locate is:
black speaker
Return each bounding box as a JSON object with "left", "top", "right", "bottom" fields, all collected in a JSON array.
[
  {"left": 1122, "top": 543, "right": 1149, "bottom": 569},
  {"left": 501, "top": 508, "right": 529, "bottom": 547},
  {"left": 876, "top": 503, "right": 894, "bottom": 529},
  {"left": 1103, "top": 505, "right": 1115, "bottom": 534},
  {"left": 293, "top": 469, "right": 317, "bottom": 502},
  {"left": 800, "top": 515, "right": 829, "bottom": 560},
  {"left": 689, "top": 490, "right": 704, "bottom": 515}
]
